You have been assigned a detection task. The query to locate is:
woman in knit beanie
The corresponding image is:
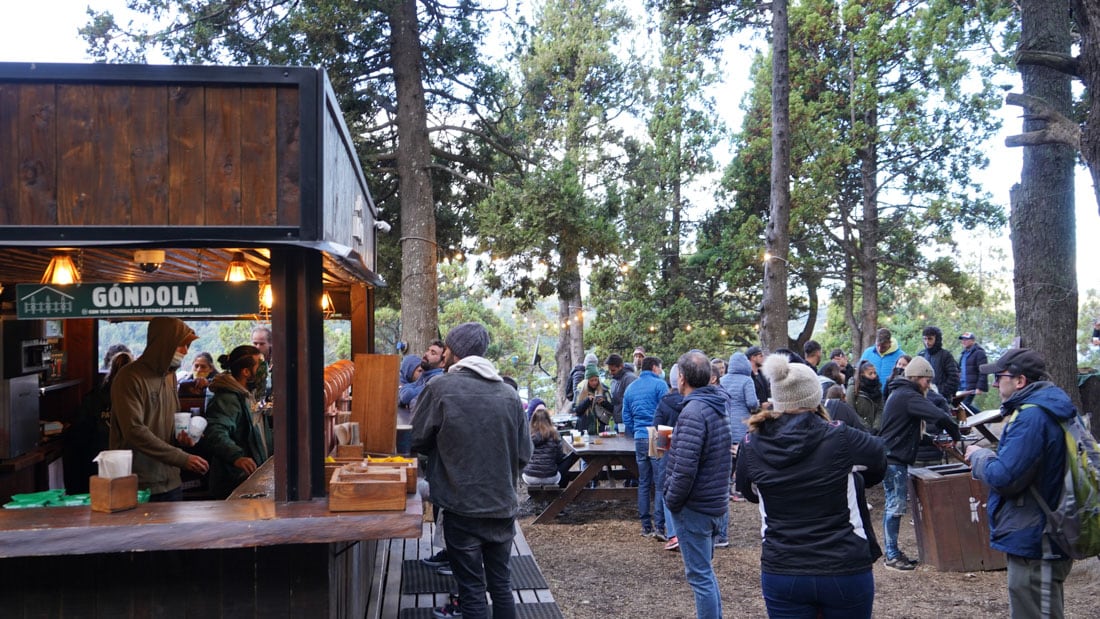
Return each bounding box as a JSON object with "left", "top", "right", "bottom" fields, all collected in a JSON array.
[
  {"left": 736, "top": 354, "right": 887, "bottom": 618},
  {"left": 572, "top": 363, "right": 613, "bottom": 435}
]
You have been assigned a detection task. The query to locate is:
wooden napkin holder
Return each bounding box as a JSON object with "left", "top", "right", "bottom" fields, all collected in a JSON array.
[{"left": 89, "top": 474, "right": 139, "bottom": 513}]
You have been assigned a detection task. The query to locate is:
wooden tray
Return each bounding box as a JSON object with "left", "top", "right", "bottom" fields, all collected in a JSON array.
[{"left": 328, "top": 465, "right": 406, "bottom": 512}]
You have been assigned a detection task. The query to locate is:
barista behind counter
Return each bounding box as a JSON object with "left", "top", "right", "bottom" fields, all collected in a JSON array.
[
  {"left": 203, "top": 345, "right": 273, "bottom": 500},
  {"left": 110, "top": 317, "right": 209, "bottom": 502}
]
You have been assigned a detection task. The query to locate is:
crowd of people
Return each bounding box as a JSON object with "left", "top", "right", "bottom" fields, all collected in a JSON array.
[
  {"left": 72, "top": 320, "right": 277, "bottom": 502},
  {"left": 407, "top": 323, "right": 1080, "bottom": 619}
]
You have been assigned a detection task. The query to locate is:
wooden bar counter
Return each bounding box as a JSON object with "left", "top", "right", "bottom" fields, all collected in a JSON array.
[{"left": 0, "top": 458, "right": 422, "bottom": 617}]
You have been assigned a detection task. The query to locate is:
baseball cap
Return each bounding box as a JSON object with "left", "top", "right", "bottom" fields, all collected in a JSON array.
[
  {"left": 979, "top": 348, "right": 1046, "bottom": 380},
  {"left": 958, "top": 332, "right": 975, "bottom": 340},
  {"left": 745, "top": 345, "right": 763, "bottom": 358}
]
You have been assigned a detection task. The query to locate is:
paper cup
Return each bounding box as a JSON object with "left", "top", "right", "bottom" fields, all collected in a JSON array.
[
  {"left": 187, "top": 416, "right": 207, "bottom": 442},
  {"left": 174, "top": 412, "right": 192, "bottom": 435},
  {"left": 93, "top": 450, "right": 132, "bottom": 479}
]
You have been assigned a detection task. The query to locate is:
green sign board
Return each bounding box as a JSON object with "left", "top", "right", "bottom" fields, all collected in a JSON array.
[{"left": 16, "top": 282, "right": 261, "bottom": 319}]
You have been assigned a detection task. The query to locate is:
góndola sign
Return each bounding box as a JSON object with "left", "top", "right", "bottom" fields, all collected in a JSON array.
[{"left": 16, "top": 282, "right": 260, "bottom": 319}]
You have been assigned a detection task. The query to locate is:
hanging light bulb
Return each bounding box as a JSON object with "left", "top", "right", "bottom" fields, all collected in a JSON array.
[
  {"left": 41, "top": 253, "right": 81, "bottom": 285},
  {"left": 321, "top": 291, "right": 335, "bottom": 318},
  {"left": 224, "top": 252, "right": 256, "bottom": 282},
  {"left": 259, "top": 282, "right": 274, "bottom": 310}
]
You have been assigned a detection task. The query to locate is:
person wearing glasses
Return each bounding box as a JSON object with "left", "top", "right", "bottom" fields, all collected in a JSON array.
[{"left": 965, "top": 349, "right": 1076, "bottom": 618}]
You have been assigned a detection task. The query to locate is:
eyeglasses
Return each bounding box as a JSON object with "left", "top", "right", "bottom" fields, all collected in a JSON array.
[{"left": 993, "top": 372, "right": 1016, "bottom": 384}]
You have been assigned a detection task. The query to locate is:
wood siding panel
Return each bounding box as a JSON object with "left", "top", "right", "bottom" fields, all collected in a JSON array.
[
  {"left": 276, "top": 87, "right": 301, "bottom": 226},
  {"left": 0, "top": 85, "right": 17, "bottom": 225},
  {"left": 204, "top": 87, "right": 242, "bottom": 225},
  {"left": 168, "top": 85, "right": 206, "bottom": 225},
  {"left": 240, "top": 87, "right": 278, "bottom": 226},
  {"left": 355, "top": 353, "right": 400, "bottom": 454},
  {"left": 17, "top": 84, "right": 57, "bottom": 225},
  {"left": 58, "top": 84, "right": 103, "bottom": 225},
  {"left": 128, "top": 86, "right": 168, "bottom": 224},
  {"left": 92, "top": 86, "right": 134, "bottom": 225}
]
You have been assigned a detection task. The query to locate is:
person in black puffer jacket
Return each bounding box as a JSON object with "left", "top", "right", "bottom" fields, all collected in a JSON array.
[
  {"left": 737, "top": 354, "right": 887, "bottom": 618},
  {"left": 522, "top": 407, "right": 568, "bottom": 487}
]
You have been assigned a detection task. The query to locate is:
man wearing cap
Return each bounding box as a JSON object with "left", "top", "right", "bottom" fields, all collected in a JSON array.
[
  {"left": 110, "top": 317, "right": 209, "bottom": 501},
  {"left": 957, "top": 332, "right": 989, "bottom": 408},
  {"left": 860, "top": 328, "right": 906, "bottom": 395},
  {"left": 411, "top": 322, "right": 532, "bottom": 619},
  {"left": 965, "top": 349, "right": 1076, "bottom": 618},
  {"left": 746, "top": 346, "right": 771, "bottom": 405},
  {"left": 878, "top": 355, "right": 962, "bottom": 570}
]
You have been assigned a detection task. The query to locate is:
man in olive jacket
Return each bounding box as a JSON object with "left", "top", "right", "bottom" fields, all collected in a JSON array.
[
  {"left": 411, "top": 322, "right": 532, "bottom": 619},
  {"left": 110, "top": 317, "right": 208, "bottom": 501}
]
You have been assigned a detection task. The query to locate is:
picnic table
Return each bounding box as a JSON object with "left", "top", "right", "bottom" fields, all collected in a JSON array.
[{"left": 532, "top": 434, "right": 639, "bottom": 524}]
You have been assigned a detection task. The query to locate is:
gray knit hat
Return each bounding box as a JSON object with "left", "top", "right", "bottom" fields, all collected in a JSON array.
[
  {"left": 444, "top": 322, "right": 490, "bottom": 359},
  {"left": 763, "top": 353, "right": 823, "bottom": 412},
  {"left": 904, "top": 356, "right": 934, "bottom": 379},
  {"left": 584, "top": 352, "right": 599, "bottom": 366}
]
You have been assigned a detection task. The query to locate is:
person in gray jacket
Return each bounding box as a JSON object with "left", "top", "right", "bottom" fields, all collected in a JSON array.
[{"left": 411, "top": 322, "right": 533, "bottom": 619}]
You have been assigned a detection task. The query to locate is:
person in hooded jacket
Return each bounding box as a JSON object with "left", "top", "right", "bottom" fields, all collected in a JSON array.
[
  {"left": 918, "top": 326, "right": 960, "bottom": 399},
  {"left": 720, "top": 352, "right": 759, "bottom": 443},
  {"left": 736, "top": 354, "right": 886, "bottom": 618},
  {"left": 110, "top": 317, "right": 209, "bottom": 501},
  {"left": 846, "top": 361, "right": 884, "bottom": 432},
  {"left": 203, "top": 345, "right": 273, "bottom": 500},
  {"left": 860, "top": 328, "right": 905, "bottom": 396},
  {"left": 663, "top": 352, "right": 732, "bottom": 619}
]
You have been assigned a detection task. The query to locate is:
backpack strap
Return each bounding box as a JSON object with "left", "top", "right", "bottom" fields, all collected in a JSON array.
[{"left": 1017, "top": 403, "right": 1063, "bottom": 619}]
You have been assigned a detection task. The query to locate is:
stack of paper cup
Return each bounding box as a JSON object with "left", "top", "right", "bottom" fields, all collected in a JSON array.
[
  {"left": 187, "top": 416, "right": 207, "bottom": 442},
  {"left": 174, "top": 412, "right": 192, "bottom": 436}
]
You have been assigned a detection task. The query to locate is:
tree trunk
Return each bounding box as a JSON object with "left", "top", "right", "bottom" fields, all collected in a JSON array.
[
  {"left": 1074, "top": 0, "right": 1100, "bottom": 213},
  {"left": 1013, "top": 0, "right": 1079, "bottom": 404},
  {"left": 857, "top": 106, "right": 879, "bottom": 353},
  {"left": 390, "top": 0, "right": 438, "bottom": 354},
  {"left": 761, "top": 0, "right": 791, "bottom": 355},
  {"left": 555, "top": 254, "right": 584, "bottom": 412}
]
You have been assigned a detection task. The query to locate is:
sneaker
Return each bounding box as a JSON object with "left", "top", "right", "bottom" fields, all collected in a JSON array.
[
  {"left": 714, "top": 537, "right": 730, "bottom": 548},
  {"left": 436, "top": 565, "right": 453, "bottom": 576},
  {"left": 432, "top": 594, "right": 462, "bottom": 618},
  {"left": 641, "top": 528, "right": 656, "bottom": 538},
  {"left": 730, "top": 492, "right": 746, "bottom": 503},
  {"left": 655, "top": 529, "right": 668, "bottom": 542},
  {"left": 884, "top": 557, "right": 916, "bottom": 571},
  {"left": 664, "top": 537, "right": 679, "bottom": 551},
  {"left": 421, "top": 550, "right": 449, "bottom": 568},
  {"left": 896, "top": 551, "right": 919, "bottom": 566}
]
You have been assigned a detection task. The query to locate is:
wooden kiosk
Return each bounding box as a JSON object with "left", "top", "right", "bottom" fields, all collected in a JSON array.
[{"left": 0, "top": 63, "right": 416, "bottom": 617}]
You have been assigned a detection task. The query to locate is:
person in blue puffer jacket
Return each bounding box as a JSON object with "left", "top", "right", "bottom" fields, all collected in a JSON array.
[
  {"left": 663, "top": 351, "right": 732, "bottom": 619},
  {"left": 720, "top": 352, "right": 759, "bottom": 444},
  {"left": 623, "top": 356, "right": 669, "bottom": 537}
]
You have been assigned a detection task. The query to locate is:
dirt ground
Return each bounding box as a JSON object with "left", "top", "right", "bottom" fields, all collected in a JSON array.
[{"left": 518, "top": 483, "right": 1100, "bottom": 618}]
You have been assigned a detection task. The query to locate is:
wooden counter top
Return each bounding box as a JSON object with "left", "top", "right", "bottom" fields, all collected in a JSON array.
[{"left": 0, "top": 493, "right": 422, "bottom": 559}]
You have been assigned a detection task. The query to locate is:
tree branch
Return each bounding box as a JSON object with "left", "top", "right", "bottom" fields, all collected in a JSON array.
[
  {"left": 1004, "top": 92, "right": 1081, "bottom": 149},
  {"left": 428, "top": 163, "right": 493, "bottom": 190},
  {"left": 1014, "top": 49, "right": 1082, "bottom": 78}
]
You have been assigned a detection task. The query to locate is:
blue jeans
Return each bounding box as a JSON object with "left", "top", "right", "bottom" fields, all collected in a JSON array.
[
  {"left": 634, "top": 438, "right": 655, "bottom": 530},
  {"left": 653, "top": 455, "right": 667, "bottom": 533},
  {"left": 882, "top": 463, "right": 909, "bottom": 561},
  {"left": 671, "top": 507, "right": 724, "bottom": 619},
  {"left": 761, "top": 570, "right": 875, "bottom": 618},
  {"left": 442, "top": 513, "right": 516, "bottom": 619}
]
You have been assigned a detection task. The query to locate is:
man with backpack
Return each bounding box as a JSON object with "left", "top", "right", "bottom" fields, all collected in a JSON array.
[{"left": 966, "top": 348, "right": 1076, "bottom": 618}]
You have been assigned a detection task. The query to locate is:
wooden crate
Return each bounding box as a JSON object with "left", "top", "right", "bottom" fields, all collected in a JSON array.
[
  {"left": 908, "top": 464, "right": 1006, "bottom": 571},
  {"left": 365, "top": 458, "right": 418, "bottom": 494},
  {"left": 89, "top": 475, "right": 138, "bottom": 513},
  {"left": 329, "top": 465, "right": 407, "bottom": 512}
]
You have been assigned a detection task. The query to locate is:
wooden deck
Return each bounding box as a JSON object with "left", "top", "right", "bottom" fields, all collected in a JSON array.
[{"left": 366, "top": 518, "right": 561, "bottom": 619}]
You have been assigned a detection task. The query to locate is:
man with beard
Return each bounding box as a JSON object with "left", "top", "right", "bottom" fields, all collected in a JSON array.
[
  {"left": 399, "top": 339, "right": 445, "bottom": 409},
  {"left": 412, "top": 322, "right": 532, "bottom": 619}
]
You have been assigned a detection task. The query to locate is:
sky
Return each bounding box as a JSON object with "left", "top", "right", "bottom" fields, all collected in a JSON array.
[{"left": 1, "top": 1, "right": 1097, "bottom": 294}]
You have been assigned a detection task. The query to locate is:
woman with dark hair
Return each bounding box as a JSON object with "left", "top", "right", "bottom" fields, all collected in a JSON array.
[
  {"left": 883, "top": 354, "right": 912, "bottom": 400},
  {"left": 846, "top": 360, "right": 884, "bottom": 433},
  {"left": 737, "top": 355, "right": 886, "bottom": 618},
  {"left": 178, "top": 351, "right": 215, "bottom": 397},
  {"left": 204, "top": 345, "right": 272, "bottom": 499}
]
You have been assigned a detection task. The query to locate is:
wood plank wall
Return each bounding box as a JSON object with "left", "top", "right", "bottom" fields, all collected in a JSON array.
[{"left": 0, "top": 83, "right": 299, "bottom": 228}]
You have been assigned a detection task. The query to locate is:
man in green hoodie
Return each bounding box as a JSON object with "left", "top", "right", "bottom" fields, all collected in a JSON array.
[{"left": 110, "top": 317, "right": 209, "bottom": 501}]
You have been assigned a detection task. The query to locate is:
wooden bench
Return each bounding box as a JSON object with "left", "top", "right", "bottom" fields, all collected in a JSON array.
[{"left": 366, "top": 519, "right": 561, "bottom": 618}]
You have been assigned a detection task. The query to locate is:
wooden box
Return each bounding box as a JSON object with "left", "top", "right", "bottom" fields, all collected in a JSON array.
[
  {"left": 328, "top": 465, "right": 407, "bottom": 512},
  {"left": 334, "top": 444, "right": 363, "bottom": 459},
  {"left": 366, "top": 457, "right": 418, "bottom": 494},
  {"left": 908, "top": 464, "right": 1007, "bottom": 571},
  {"left": 89, "top": 475, "right": 139, "bottom": 513}
]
